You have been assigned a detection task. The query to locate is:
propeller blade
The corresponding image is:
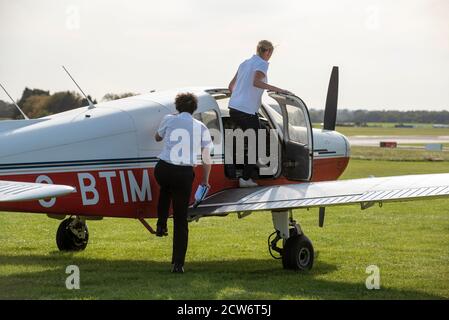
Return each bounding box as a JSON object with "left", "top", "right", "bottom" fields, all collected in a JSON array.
[{"left": 323, "top": 66, "right": 339, "bottom": 130}]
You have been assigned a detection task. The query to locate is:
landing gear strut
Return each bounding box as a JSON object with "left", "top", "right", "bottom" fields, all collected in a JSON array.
[
  {"left": 56, "top": 216, "right": 89, "bottom": 251},
  {"left": 269, "top": 210, "right": 314, "bottom": 271}
]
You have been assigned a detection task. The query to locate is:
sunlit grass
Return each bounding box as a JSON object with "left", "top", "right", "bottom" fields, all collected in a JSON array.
[
  {"left": 350, "top": 146, "right": 449, "bottom": 161},
  {"left": 0, "top": 159, "right": 448, "bottom": 299},
  {"left": 333, "top": 125, "right": 449, "bottom": 137}
]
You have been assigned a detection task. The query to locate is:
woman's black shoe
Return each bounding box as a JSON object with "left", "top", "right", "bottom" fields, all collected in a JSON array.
[
  {"left": 156, "top": 225, "right": 168, "bottom": 237},
  {"left": 171, "top": 264, "right": 184, "bottom": 273}
]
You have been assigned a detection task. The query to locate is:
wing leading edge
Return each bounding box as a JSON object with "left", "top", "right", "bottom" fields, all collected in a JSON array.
[
  {"left": 189, "top": 173, "right": 449, "bottom": 217},
  {"left": 0, "top": 180, "right": 76, "bottom": 202}
]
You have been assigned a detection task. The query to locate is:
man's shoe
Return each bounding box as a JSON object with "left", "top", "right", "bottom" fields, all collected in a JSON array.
[
  {"left": 239, "top": 178, "right": 259, "bottom": 188},
  {"left": 171, "top": 264, "right": 184, "bottom": 273},
  {"left": 156, "top": 225, "right": 168, "bottom": 237}
]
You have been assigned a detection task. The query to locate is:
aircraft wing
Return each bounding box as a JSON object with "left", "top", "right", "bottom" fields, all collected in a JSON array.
[
  {"left": 189, "top": 173, "right": 449, "bottom": 218},
  {"left": 0, "top": 180, "right": 76, "bottom": 202}
]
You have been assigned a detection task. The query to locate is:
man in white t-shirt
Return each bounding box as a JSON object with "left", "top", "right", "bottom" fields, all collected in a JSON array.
[{"left": 228, "top": 40, "right": 289, "bottom": 187}]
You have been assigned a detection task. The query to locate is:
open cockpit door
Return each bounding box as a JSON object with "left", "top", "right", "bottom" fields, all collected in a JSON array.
[{"left": 268, "top": 92, "right": 313, "bottom": 181}]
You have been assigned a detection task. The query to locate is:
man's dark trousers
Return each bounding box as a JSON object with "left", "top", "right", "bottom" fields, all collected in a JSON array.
[
  {"left": 229, "top": 108, "right": 261, "bottom": 180},
  {"left": 154, "top": 159, "right": 194, "bottom": 266}
]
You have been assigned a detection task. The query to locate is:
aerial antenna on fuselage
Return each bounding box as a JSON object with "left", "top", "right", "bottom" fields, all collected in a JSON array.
[
  {"left": 0, "top": 82, "right": 29, "bottom": 120},
  {"left": 61, "top": 65, "right": 95, "bottom": 109}
]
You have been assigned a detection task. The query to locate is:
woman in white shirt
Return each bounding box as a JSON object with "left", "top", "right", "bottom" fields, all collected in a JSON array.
[{"left": 154, "top": 92, "right": 212, "bottom": 273}]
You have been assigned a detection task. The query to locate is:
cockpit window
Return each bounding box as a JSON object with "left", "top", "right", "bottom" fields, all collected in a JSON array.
[
  {"left": 265, "top": 104, "right": 284, "bottom": 130},
  {"left": 286, "top": 104, "right": 308, "bottom": 145},
  {"left": 194, "top": 109, "right": 222, "bottom": 146}
]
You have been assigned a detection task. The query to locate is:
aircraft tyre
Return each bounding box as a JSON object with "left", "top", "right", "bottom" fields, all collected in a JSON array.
[
  {"left": 282, "top": 234, "right": 314, "bottom": 271},
  {"left": 56, "top": 217, "right": 89, "bottom": 251}
]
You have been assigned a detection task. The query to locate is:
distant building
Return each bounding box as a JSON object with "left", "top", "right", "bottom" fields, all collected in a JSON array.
[
  {"left": 394, "top": 123, "right": 415, "bottom": 128},
  {"left": 425, "top": 144, "right": 443, "bottom": 151},
  {"left": 380, "top": 141, "right": 397, "bottom": 148},
  {"left": 432, "top": 124, "right": 449, "bottom": 128},
  {"left": 336, "top": 122, "right": 356, "bottom": 127}
]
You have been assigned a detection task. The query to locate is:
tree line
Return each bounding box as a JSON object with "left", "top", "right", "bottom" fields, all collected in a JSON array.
[
  {"left": 308, "top": 109, "right": 449, "bottom": 124},
  {"left": 0, "top": 88, "right": 135, "bottom": 119}
]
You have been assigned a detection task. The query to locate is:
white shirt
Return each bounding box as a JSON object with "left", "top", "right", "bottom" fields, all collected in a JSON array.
[
  {"left": 229, "top": 54, "right": 269, "bottom": 115},
  {"left": 157, "top": 112, "right": 213, "bottom": 166}
]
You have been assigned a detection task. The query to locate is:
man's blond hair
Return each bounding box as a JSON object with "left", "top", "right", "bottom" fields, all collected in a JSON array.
[{"left": 256, "top": 40, "right": 274, "bottom": 56}]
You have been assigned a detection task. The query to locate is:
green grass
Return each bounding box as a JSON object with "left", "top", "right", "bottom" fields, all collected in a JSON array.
[
  {"left": 399, "top": 143, "right": 449, "bottom": 148},
  {"left": 351, "top": 146, "right": 449, "bottom": 161},
  {"left": 313, "top": 123, "right": 449, "bottom": 136},
  {"left": 335, "top": 126, "right": 449, "bottom": 137},
  {"left": 1, "top": 159, "right": 449, "bottom": 299},
  {"left": 353, "top": 122, "right": 444, "bottom": 128}
]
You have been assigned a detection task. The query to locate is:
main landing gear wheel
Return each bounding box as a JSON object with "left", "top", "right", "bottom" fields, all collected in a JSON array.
[
  {"left": 269, "top": 210, "right": 315, "bottom": 271},
  {"left": 56, "top": 217, "right": 89, "bottom": 251},
  {"left": 282, "top": 234, "right": 314, "bottom": 271}
]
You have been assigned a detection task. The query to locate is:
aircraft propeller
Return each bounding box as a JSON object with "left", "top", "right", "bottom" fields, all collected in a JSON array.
[{"left": 323, "top": 66, "right": 339, "bottom": 131}]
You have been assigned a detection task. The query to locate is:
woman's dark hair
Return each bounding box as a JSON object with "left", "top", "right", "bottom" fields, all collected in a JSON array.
[{"left": 175, "top": 92, "right": 198, "bottom": 114}]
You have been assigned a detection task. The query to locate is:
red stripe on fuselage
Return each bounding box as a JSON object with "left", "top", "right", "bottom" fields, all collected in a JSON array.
[{"left": 0, "top": 157, "right": 349, "bottom": 218}]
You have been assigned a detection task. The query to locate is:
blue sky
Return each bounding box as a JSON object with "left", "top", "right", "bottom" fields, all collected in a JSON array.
[{"left": 0, "top": 0, "right": 448, "bottom": 110}]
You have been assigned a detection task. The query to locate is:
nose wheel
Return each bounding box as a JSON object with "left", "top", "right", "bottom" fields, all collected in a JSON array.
[
  {"left": 56, "top": 216, "right": 89, "bottom": 251},
  {"left": 270, "top": 210, "right": 314, "bottom": 271}
]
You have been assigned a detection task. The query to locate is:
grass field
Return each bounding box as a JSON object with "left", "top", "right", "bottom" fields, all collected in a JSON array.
[
  {"left": 350, "top": 146, "right": 449, "bottom": 161},
  {"left": 0, "top": 159, "right": 448, "bottom": 300},
  {"left": 332, "top": 125, "right": 449, "bottom": 137}
]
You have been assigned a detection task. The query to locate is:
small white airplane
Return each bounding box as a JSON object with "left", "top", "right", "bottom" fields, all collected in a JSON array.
[{"left": 1, "top": 67, "right": 448, "bottom": 271}]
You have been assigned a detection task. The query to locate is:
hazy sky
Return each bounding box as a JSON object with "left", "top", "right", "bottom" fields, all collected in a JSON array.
[{"left": 0, "top": 0, "right": 448, "bottom": 110}]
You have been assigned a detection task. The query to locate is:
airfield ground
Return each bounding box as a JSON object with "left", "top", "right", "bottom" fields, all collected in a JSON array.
[
  {"left": 335, "top": 123, "right": 449, "bottom": 137},
  {"left": 0, "top": 125, "right": 448, "bottom": 299}
]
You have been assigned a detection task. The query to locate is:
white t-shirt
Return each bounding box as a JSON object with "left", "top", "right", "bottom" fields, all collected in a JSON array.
[
  {"left": 157, "top": 112, "right": 213, "bottom": 166},
  {"left": 229, "top": 54, "right": 269, "bottom": 115}
]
